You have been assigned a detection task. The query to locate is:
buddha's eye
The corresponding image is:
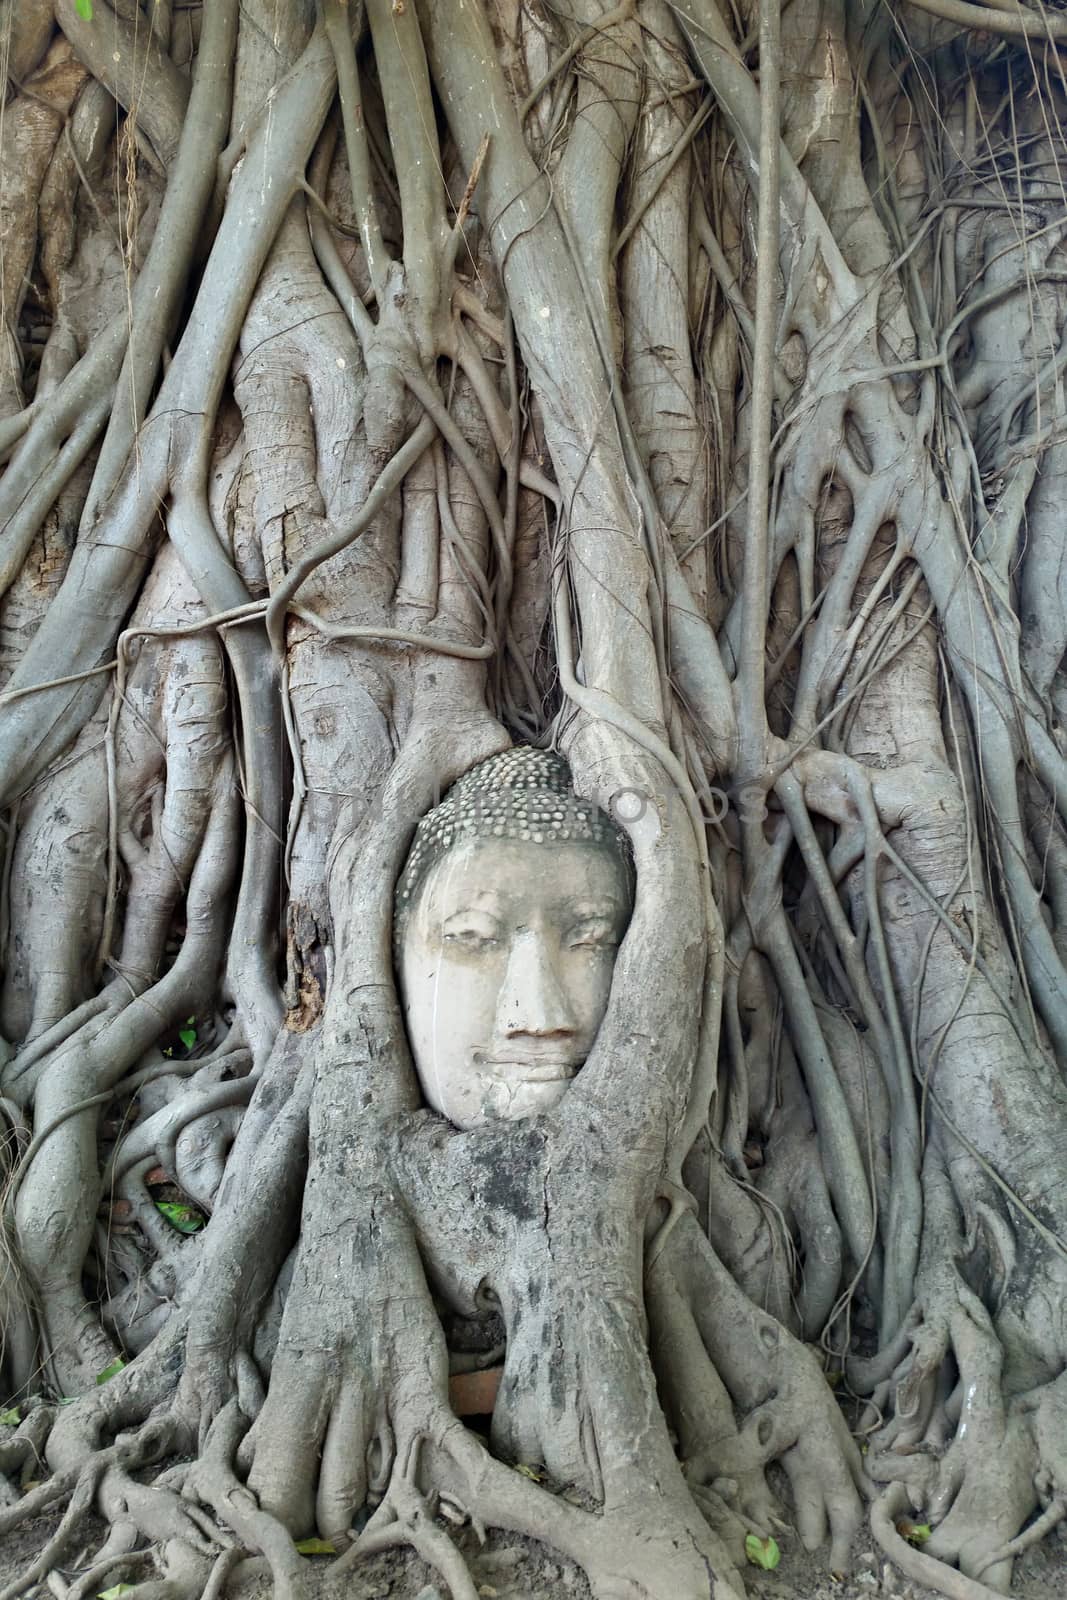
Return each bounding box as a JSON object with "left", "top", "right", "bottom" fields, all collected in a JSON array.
[
  {"left": 566, "top": 919, "right": 619, "bottom": 950},
  {"left": 442, "top": 922, "right": 501, "bottom": 950}
]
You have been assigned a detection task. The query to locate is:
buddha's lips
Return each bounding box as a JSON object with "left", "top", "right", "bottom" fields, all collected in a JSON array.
[{"left": 481, "top": 1059, "right": 581, "bottom": 1082}]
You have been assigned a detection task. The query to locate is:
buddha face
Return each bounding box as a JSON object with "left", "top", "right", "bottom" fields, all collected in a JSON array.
[{"left": 398, "top": 835, "right": 631, "bottom": 1130}]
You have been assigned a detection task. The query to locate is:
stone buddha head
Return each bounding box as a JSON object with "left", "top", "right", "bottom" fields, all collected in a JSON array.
[{"left": 395, "top": 748, "right": 634, "bottom": 1130}]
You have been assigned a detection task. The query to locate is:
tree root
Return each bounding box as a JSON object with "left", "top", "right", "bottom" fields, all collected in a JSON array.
[
  {"left": 662, "top": 1210, "right": 867, "bottom": 1575},
  {"left": 973, "top": 1500, "right": 1067, "bottom": 1581},
  {"left": 418, "top": 1412, "right": 747, "bottom": 1600},
  {"left": 0, "top": 1432, "right": 152, "bottom": 1600},
  {"left": 65, "top": 1546, "right": 155, "bottom": 1600},
  {"left": 871, "top": 1486, "right": 1026, "bottom": 1600},
  {"left": 0, "top": 1463, "right": 79, "bottom": 1537},
  {"left": 333, "top": 1467, "right": 481, "bottom": 1600}
]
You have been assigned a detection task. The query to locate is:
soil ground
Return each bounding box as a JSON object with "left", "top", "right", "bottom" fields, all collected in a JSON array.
[{"left": 2, "top": 1505, "right": 1063, "bottom": 1599}]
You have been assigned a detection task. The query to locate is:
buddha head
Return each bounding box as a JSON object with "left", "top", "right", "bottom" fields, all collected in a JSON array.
[{"left": 395, "top": 748, "right": 634, "bottom": 1130}]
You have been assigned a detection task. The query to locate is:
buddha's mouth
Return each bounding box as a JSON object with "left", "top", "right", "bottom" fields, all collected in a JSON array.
[{"left": 481, "top": 1058, "right": 581, "bottom": 1083}]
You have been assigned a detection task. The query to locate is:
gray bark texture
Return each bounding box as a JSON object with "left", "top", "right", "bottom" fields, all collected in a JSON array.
[{"left": 0, "top": 2, "right": 1065, "bottom": 1598}]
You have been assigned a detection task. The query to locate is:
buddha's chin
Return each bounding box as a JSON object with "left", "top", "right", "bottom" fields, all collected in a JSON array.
[
  {"left": 455, "top": 1071, "right": 574, "bottom": 1129},
  {"left": 424, "top": 1062, "right": 583, "bottom": 1130}
]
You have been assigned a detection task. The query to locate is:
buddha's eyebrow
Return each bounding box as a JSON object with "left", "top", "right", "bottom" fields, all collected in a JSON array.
[
  {"left": 439, "top": 892, "right": 507, "bottom": 916},
  {"left": 563, "top": 899, "right": 627, "bottom": 919},
  {"left": 439, "top": 879, "right": 507, "bottom": 903}
]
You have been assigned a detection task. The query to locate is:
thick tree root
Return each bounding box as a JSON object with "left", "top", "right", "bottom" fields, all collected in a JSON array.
[
  {"left": 872, "top": 1486, "right": 1028, "bottom": 1600},
  {"left": 659, "top": 1210, "right": 867, "bottom": 1575}
]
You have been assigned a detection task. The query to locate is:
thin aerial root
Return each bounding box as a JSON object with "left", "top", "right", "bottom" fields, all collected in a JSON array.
[
  {"left": 520, "top": 0, "right": 636, "bottom": 123},
  {"left": 265, "top": 416, "right": 437, "bottom": 655}
]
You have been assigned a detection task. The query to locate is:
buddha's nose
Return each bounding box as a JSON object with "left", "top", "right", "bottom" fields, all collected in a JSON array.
[{"left": 495, "top": 933, "right": 576, "bottom": 1039}]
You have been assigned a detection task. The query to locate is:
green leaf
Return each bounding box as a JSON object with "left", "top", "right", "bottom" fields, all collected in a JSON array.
[
  {"left": 0, "top": 1407, "right": 19, "bottom": 1425},
  {"left": 514, "top": 1463, "right": 542, "bottom": 1481},
  {"left": 56, "top": 1397, "right": 77, "bottom": 1406},
  {"left": 75, "top": 0, "right": 93, "bottom": 19},
  {"left": 294, "top": 1536, "right": 336, "bottom": 1556},
  {"left": 95, "top": 1358, "right": 126, "bottom": 1385},
  {"left": 897, "top": 1520, "right": 932, "bottom": 1545},
  {"left": 178, "top": 1017, "right": 197, "bottom": 1051},
  {"left": 155, "top": 1201, "right": 204, "bottom": 1234},
  {"left": 744, "top": 1534, "right": 781, "bottom": 1571},
  {"left": 98, "top": 1586, "right": 135, "bottom": 1600}
]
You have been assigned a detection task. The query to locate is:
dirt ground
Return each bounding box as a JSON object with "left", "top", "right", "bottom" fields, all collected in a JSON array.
[
  {"left": 745, "top": 1530, "right": 1066, "bottom": 1600},
  {"left": 2, "top": 1504, "right": 1063, "bottom": 1600}
]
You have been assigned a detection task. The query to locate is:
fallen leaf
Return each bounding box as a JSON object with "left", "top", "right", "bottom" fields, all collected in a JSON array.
[
  {"left": 155, "top": 1201, "right": 204, "bottom": 1234},
  {"left": 294, "top": 1536, "right": 336, "bottom": 1556},
  {"left": 96, "top": 1358, "right": 126, "bottom": 1385},
  {"left": 744, "top": 1533, "right": 781, "bottom": 1570}
]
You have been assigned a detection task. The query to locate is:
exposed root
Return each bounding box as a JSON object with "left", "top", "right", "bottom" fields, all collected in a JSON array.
[
  {"left": 662, "top": 1210, "right": 867, "bottom": 1575},
  {"left": 333, "top": 1465, "right": 481, "bottom": 1600},
  {"left": 65, "top": 1547, "right": 155, "bottom": 1600},
  {"left": 872, "top": 1486, "right": 1028, "bottom": 1600}
]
